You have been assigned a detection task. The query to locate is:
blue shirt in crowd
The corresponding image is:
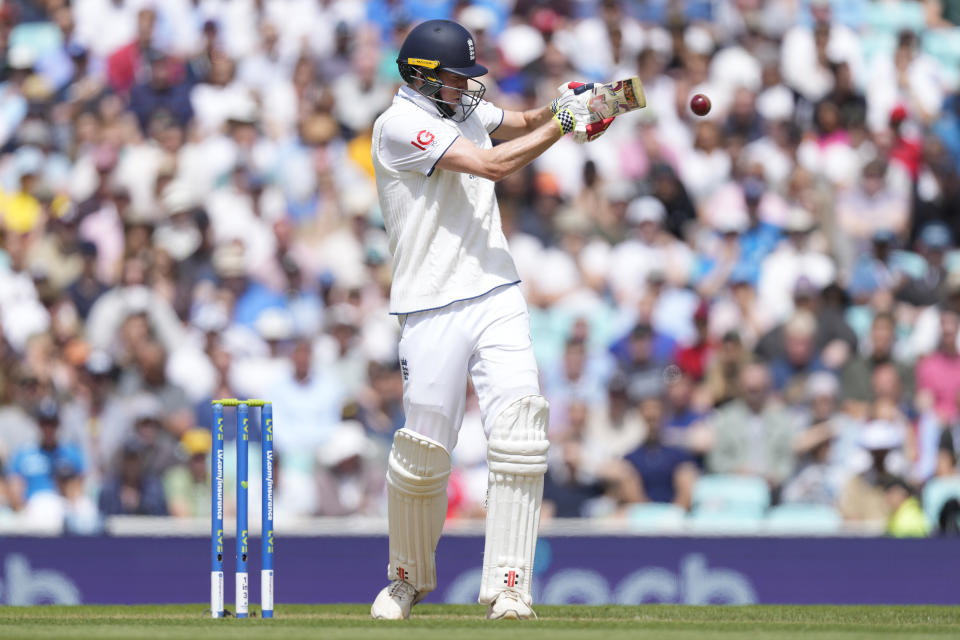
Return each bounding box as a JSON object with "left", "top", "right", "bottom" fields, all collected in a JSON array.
[
  {"left": 8, "top": 444, "right": 85, "bottom": 500},
  {"left": 625, "top": 443, "right": 693, "bottom": 504}
]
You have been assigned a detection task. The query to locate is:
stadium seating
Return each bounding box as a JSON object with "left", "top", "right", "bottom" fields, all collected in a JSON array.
[
  {"left": 625, "top": 502, "right": 686, "bottom": 533},
  {"left": 864, "top": 1, "right": 926, "bottom": 34},
  {"left": 922, "top": 475, "right": 960, "bottom": 529},
  {"left": 923, "top": 29, "right": 960, "bottom": 87},
  {"left": 691, "top": 475, "right": 771, "bottom": 515},
  {"left": 687, "top": 509, "right": 764, "bottom": 534},
  {"left": 764, "top": 504, "right": 843, "bottom": 535}
]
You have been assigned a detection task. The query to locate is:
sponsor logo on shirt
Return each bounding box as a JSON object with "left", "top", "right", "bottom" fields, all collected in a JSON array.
[{"left": 410, "top": 129, "right": 436, "bottom": 151}]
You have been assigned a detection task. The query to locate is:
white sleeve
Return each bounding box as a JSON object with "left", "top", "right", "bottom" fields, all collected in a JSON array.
[
  {"left": 377, "top": 113, "right": 459, "bottom": 177},
  {"left": 474, "top": 99, "right": 505, "bottom": 135}
]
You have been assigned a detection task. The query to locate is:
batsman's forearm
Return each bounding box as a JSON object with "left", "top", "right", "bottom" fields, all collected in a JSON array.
[
  {"left": 521, "top": 106, "right": 555, "bottom": 130},
  {"left": 484, "top": 119, "right": 562, "bottom": 181}
]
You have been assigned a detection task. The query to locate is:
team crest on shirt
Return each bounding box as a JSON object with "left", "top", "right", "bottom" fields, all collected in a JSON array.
[{"left": 410, "top": 129, "right": 436, "bottom": 151}]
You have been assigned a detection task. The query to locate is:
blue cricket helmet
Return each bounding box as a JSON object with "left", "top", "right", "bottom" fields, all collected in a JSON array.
[
  {"left": 397, "top": 20, "right": 487, "bottom": 120},
  {"left": 397, "top": 19, "right": 487, "bottom": 80}
]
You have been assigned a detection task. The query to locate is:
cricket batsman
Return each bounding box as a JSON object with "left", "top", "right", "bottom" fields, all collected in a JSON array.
[{"left": 369, "top": 19, "right": 612, "bottom": 621}]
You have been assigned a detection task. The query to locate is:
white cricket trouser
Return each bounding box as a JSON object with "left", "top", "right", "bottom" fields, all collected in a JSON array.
[{"left": 396, "top": 284, "right": 541, "bottom": 451}]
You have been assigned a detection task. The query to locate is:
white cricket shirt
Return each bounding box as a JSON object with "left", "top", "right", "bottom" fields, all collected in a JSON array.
[{"left": 371, "top": 85, "right": 520, "bottom": 314}]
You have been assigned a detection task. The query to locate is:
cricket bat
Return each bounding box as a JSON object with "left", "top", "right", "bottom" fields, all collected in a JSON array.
[{"left": 585, "top": 77, "right": 646, "bottom": 118}]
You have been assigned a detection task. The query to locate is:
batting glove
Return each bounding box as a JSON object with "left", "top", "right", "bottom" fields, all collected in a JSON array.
[
  {"left": 551, "top": 81, "right": 600, "bottom": 124},
  {"left": 574, "top": 117, "right": 616, "bottom": 144},
  {"left": 550, "top": 82, "right": 591, "bottom": 113},
  {"left": 553, "top": 107, "right": 578, "bottom": 135}
]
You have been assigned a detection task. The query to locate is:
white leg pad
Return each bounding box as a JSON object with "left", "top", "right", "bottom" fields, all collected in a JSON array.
[
  {"left": 479, "top": 395, "right": 549, "bottom": 605},
  {"left": 387, "top": 428, "right": 451, "bottom": 596}
]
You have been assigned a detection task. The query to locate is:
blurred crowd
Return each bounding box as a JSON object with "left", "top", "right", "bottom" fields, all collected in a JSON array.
[{"left": 1, "top": 0, "right": 960, "bottom": 537}]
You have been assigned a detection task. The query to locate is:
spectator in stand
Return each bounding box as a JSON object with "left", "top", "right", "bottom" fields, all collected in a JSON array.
[
  {"left": 835, "top": 160, "right": 910, "bottom": 249},
  {"left": 25, "top": 201, "right": 83, "bottom": 293},
  {"left": 706, "top": 363, "right": 796, "bottom": 493},
  {"left": 846, "top": 230, "right": 909, "bottom": 311},
  {"left": 767, "top": 310, "right": 825, "bottom": 404},
  {"left": 186, "top": 20, "right": 220, "bottom": 85},
  {"left": 608, "top": 196, "right": 694, "bottom": 310},
  {"left": 129, "top": 398, "right": 182, "bottom": 478},
  {"left": 823, "top": 61, "right": 866, "bottom": 131},
  {"left": 784, "top": 372, "right": 857, "bottom": 505},
  {"left": 313, "top": 303, "right": 368, "bottom": 399},
  {"left": 54, "top": 459, "right": 102, "bottom": 535},
  {"left": 584, "top": 371, "right": 645, "bottom": 463},
  {"left": 543, "top": 336, "right": 607, "bottom": 434},
  {"left": 794, "top": 371, "right": 841, "bottom": 431},
  {"left": 65, "top": 240, "right": 109, "bottom": 319},
  {"left": 916, "top": 304, "right": 960, "bottom": 423},
  {"left": 781, "top": 425, "right": 843, "bottom": 507},
  {"left": 937, "top": 406, "right": 960, "bottom": 476},
  {"left": 119, "top": 341, "right": 192, "bottom": 432},
  {"left": 6, "top": 398, "right": 85, "bottom": 512},
  {"left": 839, "top": 420, "right": 908, "bottom": 523},
  {"left": 704, "top": 330, "right": 752, "bottom": 407},
  {"left": 129, "top": 51, "right": 194, "bottom": 133},
  {"left": 840, "top": 312, "right": 914, "bottom": 409},
  {"left": 268, "top": 338, "right": 345, "bottom": 463},
  {"left": 662, "top": 372, "right": 708, "bottom": 447},
  {"left": 781, "top": 0, "right": 864, "bottom": 103},
  {"left": 674, "top": 301, "right": 714, "bottom": 382},
  {"left": 0, "top": 46, "right": 33, "bottom": 148},
  {"left": 315, "top": 421, "right": 385, "bottom": 517},
  {"left": 106, "top": 7, "right": 161, "bottom": 95},
  {"left": 616, "top": 323, "right": 668, "bottom": 403},
  {"left": 353, "top": 359, "right": 405, "bottom": 445},
  {"left": 163, "top": 428, "right": 213, "bottom": 518},
  {"left": 649, "top": 164, "right": 697, "bottom": 241},
  {"left": 883, "top": 477, "right": 929, "bottom": 538},
  {"left": 624, "top": 395, "right": 698, "bottom": 510},
  {"left": 0, "top": 368, "right": 44, "bottom": 466},
  {"left": 60, "top": 350, "right": 128, "bottom": 482},
  {"left": 933, "top": 90, "right": 960, "bottom": 166},
  {"left": 542, "top": 413, "right": 638, "bottom": 519},
  {"left": 912, "top": 137, "right": 960, "bottom": 243},
  {"left": 756, "top": 278, "right": 857, "bottom": 365},
  {"left": 735, "top": 176, "right": 784, "bottom": 281},
  {"left": 757, "top": 208, "right": 837, "bottom": 324},
  {"left": 866, "top": 30, "right": 946, "bottom": 133},
  {"left": 897, "top": 222, "right": 952, "bottom": 307},
  {"left": 98, "top": 439, "right": 167, "bottom": 516}
]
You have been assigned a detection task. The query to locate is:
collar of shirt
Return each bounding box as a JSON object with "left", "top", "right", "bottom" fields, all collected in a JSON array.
[{"left": 397, "top": 85, "right": 446, "bottom": 120}]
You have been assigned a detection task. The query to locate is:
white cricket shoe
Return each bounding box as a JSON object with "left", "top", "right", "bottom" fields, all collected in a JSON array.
[
  {"left": 486, "top": 590, "right": 537, "bottom": 620},
  {"left": 371, "top": 580, "right": 419, "bottom": 620}
]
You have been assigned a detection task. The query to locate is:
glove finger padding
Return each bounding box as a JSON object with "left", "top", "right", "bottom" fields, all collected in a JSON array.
[
  {"left": 558, "top": 81, "right": 593, "bottom": 93},
  {"left": 551, "top": 81, "right": 601, "bottom": 124},
  {"left": 550, "top": 82, "right": 582, "bottom": 114},
  {"left": 574, "top": 116, "right": 615, "bottom": 144}
]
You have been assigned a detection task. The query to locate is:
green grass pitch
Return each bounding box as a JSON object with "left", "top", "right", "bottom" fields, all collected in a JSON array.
[{"left": 1, "top": 604, "right": 958, "bottom": 639}]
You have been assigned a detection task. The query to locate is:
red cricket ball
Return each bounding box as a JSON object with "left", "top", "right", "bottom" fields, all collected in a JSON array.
[{"left": 690, "top": 93, "right": 711, "bottom": 116}]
